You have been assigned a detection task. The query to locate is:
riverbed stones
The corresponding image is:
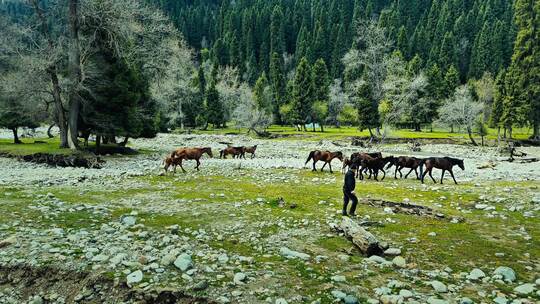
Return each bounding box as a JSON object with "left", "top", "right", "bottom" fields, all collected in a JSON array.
[
  {"left": 430, "top": 281, "right": 447, "bottom": 293},
  {"left": 493, "top": 266, "right": 516, "bottom": 282},
  {"left": 126, "top": 270, "right": 143, "bottom": 285},
  {"left": 466, "top": 268, "right": 485, "bottom": 280},
  {"left": 174, "top": 254, "right": 193, "bottom": 271},
  {"left": 514, "top": 283, "right": 535, "bottom": 295}
]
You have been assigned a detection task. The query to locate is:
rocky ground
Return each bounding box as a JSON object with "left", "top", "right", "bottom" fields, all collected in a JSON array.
[{"left": 0, "top": 131, "right": 539, "bottom": 304}]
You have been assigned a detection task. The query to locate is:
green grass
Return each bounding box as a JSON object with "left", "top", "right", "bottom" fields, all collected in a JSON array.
[
  {"left": 1, "top": 169, "right": 538, "bottom": 302},
  {"left": 189, "top": 125, "right": 533, "bottom": 142},
  {"left": 0, "top": 137, "right": 72, "bottom": 156}
]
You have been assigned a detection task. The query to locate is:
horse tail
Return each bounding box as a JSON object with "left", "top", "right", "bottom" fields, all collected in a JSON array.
[{"left": 305, "top": 151, "right": 315, "bottom": 165}]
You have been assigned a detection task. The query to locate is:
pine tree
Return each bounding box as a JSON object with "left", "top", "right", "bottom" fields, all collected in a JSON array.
[
  {"left": 311, "top": 58, "right": 330, "bottom": 131},
  {"left": 507, "top": 0, "right": 540, "bottom": 139},
  {"left": 291, "top": 57, "right": 313, "bottom": 131},
  {"left": 269, "top": 52, "right": 286, "bottom": 124},
  {"left": 254, "top": 72, "right": 270, "bottom": 110},
  {"left": 356, "top": 79, "right": 379, "bottom": 137},
  {"left": 270, "top": 5, "right": 285, "bottom": 56},
  {"left": 443, "top": 65, "right": 460, "bottom": 99},
  {"left": 490, "top": 70, "right": 505, "bottom": 138}
]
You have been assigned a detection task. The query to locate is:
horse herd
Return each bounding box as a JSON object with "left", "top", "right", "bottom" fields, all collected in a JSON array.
[
  {"left": 162, "top": 146, "right": 465, "bottom": 184},
  {"left": 305, "top": 150, "right": 465, "bottom": 184}
]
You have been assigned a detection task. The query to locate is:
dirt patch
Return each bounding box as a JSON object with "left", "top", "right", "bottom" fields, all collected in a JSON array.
[
  {"left": 0, "top": 152, "right": 103, "bottom": 168},
  {"left": 364, "top": 198, "right": 464, "bottom": 222},
  {"left": 0, "top": 264, "right": 211, "bottom": 303}
]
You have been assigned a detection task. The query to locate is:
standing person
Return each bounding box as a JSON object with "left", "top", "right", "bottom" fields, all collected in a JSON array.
[{"left": 343, "top": 164, "right": 359, "bottom": 216}]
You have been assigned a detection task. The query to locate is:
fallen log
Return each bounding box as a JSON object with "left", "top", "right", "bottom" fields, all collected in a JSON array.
[{"left": 335, "top": 217, "right": 384, "bottom": 256}]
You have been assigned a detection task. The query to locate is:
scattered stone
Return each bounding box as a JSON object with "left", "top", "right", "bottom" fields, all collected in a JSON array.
[
  {"left": 174, "top": 254, "right": 193, "bottom": 271},
  {"left": 493, "top": 266, "right": 516, "bottom": 282},
  {"left": 392, "top": 256, "right": 406, "bottom": 268},
  {"left": 459, "top": 297, "right": 473, "bottom": 304},
  {"left": 514, "top": 283, "right": 534, "bottom": 295},
  {"left": 331, "top": 290, "right": 347, "bottom": 300},
  {"left": 493, "top": 296, "right": 508, "bottom": 304},
  {"left": 344, "top": 295, "right": 359, "bottom": 304},
  {"left": 193, "top": 280, "right": 208, "bottom": 291},
  {"left": 427, "top": 297, "right": 449, "bottom": 304},
  {"left": 234, "top": 272, "right": 247, "bottom": 285},
  {"left": 384, "top": 248, "right": 401, "bottom": 256},
  {"left": 430, "top": 281, "right": 447, "bottom": 293},
  {"left": 275, "top": 298, "right": 288, "bottom": 304},
  {"left": 475, "top": 204, "right": 488, "bottom": 210},
  {"left": 466, "top": 268, "right": 486, "bottom": 280},
  {"left": 331, "top": 275, "right": 346, "bottom": 282},
  {"left": 0, "top": 236, "right": 16, "bottom": 248},
  {"left": 399, "top": 289, "right": 413, "bottom": 298},
  {"left": 120, "top": 215, "right": 136, "bottom": 226},
  {"left": 126, "top": 270, "right": 143, "bottom": 285},
  {"left": 279, "top": 247, "right": 310, "bottom": 260}
]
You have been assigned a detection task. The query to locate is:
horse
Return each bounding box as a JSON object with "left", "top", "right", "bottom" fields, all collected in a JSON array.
[
  {"left": 163, "top": 155, "right": 183, "bottom": 174},
  {"left": 349, "top": 152, "right": 383, "bottom": 179},
  {"left": 342, "top": 157, "right": 353, "bottom": 174},
  {"left": 389, "top": 156, "right": 425, "bottom": 180},
  {"left": 241, "top": 145, "right": 258, "bottom": 159},
  {"left": 360, "top": 156, "right": 395, "bottom": 181},
  {"left": 305, "top": 150, "right": 343, "bottom": 173},
  {"left": 220, "top": 146, "right": 243, "bottom": 159},
  {"left": 170, "top": 147, "right": 213, "bottom": 172},
  {"left": 421, "top": 157, "right": 465, "bottom": 184}
]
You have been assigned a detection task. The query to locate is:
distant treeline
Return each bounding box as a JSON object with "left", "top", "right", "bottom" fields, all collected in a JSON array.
[{"left": 152, "top": 0, "right": 514, "bottom": 83}]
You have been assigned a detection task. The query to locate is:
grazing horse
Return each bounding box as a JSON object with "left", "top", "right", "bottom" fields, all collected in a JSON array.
[
  {"left": 360, "top": 156, "right": 395, "bottom": 181},
  {"left": 220, "top": 146, "right": 243, "bottom": 159},
  {"left": 305, "top": 150, "right": 343, "bottom": 173},
  {"left": 163, "top": 155, "right": 183, "bottom": 174},
  {"left": 421, "top": 157, "right": 465, "bottom": 184},
  {"left": 389, "top": 156, "right": 425, "bottom": 180},
  {"left": 170, "top": 147, "right": 213, "bottom": 172},
  {"left": 241, "top": 145, "right": 258, "bottom": 159}
]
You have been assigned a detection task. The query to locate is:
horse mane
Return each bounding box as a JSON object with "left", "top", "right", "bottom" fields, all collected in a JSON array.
[{"left": 444, "top": 156, "right": 463, "bottom": 163}]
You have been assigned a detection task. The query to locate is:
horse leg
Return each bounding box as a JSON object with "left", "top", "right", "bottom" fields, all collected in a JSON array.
[
  {"left": 440, "top": 169, "right": 445, "bottom": 184},
  {"left": 394, "top": 166, "right": 398, "bottom": 179},
  {"left": 180, "top": 160, "right": 186, "bottom": 173},
  {"left": 414, "top": 168, "right": 419, "bottom": 179},
  {"left": 321, "top": 161, "right": 327, "bottom": 172},
  {"left": 405, "top": 168, "right": 414, "bottom": 179},
  {"left": 312, "top": 160, "right": 317, "bottom": 172},
  {"left": 196, "top": 159, "right": 201, "bottom": 171},
  {"left": 251, "top": 152, "right": 255, "bottom": 159},
  {"left": 398, "top": 167, "right": 403, "bottom": 178},
  {"left": 328, "top": 162, "right": 333, "bottom": 173},
  {"left": 429, "top": 169, "right": 436, "bottom": 183},
  {"left": 449, "top": 170, "right": 458, "bottom": 184},
  {"left": 380, "top": 168, "right": 386, "bottom": 181}
]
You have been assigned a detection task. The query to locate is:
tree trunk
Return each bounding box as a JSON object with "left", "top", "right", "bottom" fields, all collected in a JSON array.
[
  {"left": 11, "top": 128, "right": 21, "bottom": 144},
  {"left": 508, "top": 126, "right": 513, "bottom": 139},
  {"left": 119, "top": 137, "right": 129, "bottom": 147},
  {"left": 335, "top": 217, "right": 384, "bottom": 256},
  {"left": 368, "top": 128, "right": 374, "bottom": 139},
  {"left": 320, "top": 122, "right": 324, "bottom": 132},
  {"left": 95, "top": 135, "right": 101, "bottom": 153},
  {"left": 47, "top": 123, "right": 55, "bottom": 138},
  {"left": 450, "top": 125, "right": 454, "bottom": 133},
  {"left": 467, "top": 126, "right": 478, "bottom": 146},
  {"left": 31, "top": 0, "right": 68, "bottom": 148},
  {"left": 312, "top": 123, "right": 316, "bottom": 132},
  {"left": 414, "top": 123, "right": 421, "bottom": 132},
  {"left": 67, "top": 0, "right": 81, "bottom": 150},
  {"left": 503, "top": 128, "right": 507, "bottom": 139},
  {"left": 481, "top": 136, "right": 484, "bottom": 147},
  {"left": 532, "top": 121, "right": 539, "bottom": 140},
  {"left": 497, "top": 127, "right": 501, "bottom": 146}
]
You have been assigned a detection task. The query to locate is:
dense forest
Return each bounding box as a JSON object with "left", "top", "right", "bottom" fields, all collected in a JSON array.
[
  {"left": 0, "top": 0, "right": 539, "bottom": 148},
  {"left": 154, "top": 0, "right": 515, "bottom": 83}
]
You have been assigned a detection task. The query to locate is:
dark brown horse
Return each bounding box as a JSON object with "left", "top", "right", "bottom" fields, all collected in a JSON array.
[
  {"left": 421, "top": 157, "right": 465, "bottom": 184},
  {"left": 305, "top": 150, "right": 343, "bottom": 173},
  {"left": 349, "top": 152, "right": 383, "bottom": 179},
  {"left": 241, "top": 145, "right": 258, "bottom": 159},
  {"left": 220, "top": 146, "right": 243, "bottom": 159},
  {"left": 360, "top": 156, "right": 395, "bottom": 181},
  {"left": 170, "top": 147, "right": 213, "bottom": 172},
  {"left": 389, "top": 156, "right": 424, "bottom": 180}
]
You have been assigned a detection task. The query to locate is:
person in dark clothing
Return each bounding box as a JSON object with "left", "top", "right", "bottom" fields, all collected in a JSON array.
[{"left": 343, "top": 164, "right": 359, "bottom": 216}]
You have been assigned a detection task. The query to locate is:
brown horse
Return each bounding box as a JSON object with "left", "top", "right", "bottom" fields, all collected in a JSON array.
[
  {"left": 163, "top": 155, "right": 183, "bottom": 174},
  {"left": 360, "top": 156, "right": 395, "bottom": 181},
  {"left": 389, "top": 156, "right": 424, "bottom": 179},
  {"left": 342, "top": 157, "right": 353, "bottom": 173},
  {"left": 305, "top": 150, "right": 343, "bottom": 173},
  {"left": 170, "top": 147, "right": 213, "bottom": 172},
  {"left": 220, "top": 146, "right": 243, "bottom": 159},
  {"left": 349, "top": 152, "right": 383, "bottom": 179},
  {"left": 421, "top": 157, "right": 465, "bottom": 184},
  {"left": 241, "top": 145, "right": 258, "bottom": 159}
]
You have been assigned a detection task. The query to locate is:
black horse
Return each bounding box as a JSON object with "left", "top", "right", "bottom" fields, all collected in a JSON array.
[{"left": 421, "top": 157, "right": 465, "bottom": 184}]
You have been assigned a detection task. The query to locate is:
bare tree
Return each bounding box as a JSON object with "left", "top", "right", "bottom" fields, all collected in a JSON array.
[
  {"left": 232, "top": 84, "right": 272, "bottom": 134},
  {"left": 326, "top": 79, "right": 348, "bottom": 126},
  {"left": 438, "top": 86, "right": 483, "bottom": 145}
]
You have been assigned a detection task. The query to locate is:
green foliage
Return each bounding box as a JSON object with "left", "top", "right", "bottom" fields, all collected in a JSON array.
[
  {"left": 337, "top": 103, "right": 358, "bottom": 126},
  {"left": 290, "top": 57, "right": 314, "bottom": 126},
  {"left": 205, "top": 82, "right": 223, "bottom": 128},
  {"left": 355, "top": 81, "right": 380, "bottom": 132}
]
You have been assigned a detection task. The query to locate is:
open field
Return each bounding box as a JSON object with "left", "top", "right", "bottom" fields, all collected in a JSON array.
[{"left": 0, "top": 130, "right": 539, "bottom": 304}]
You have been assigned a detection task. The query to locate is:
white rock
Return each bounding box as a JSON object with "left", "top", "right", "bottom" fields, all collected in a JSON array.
[
  {"left": 279, "top": 247, "right": 310, "bottom": 260},
  {"left": 383, "top": 248, "right": 401, "bottom": 256},
  {"left": 514, "top": 283, "right": 535, "bottom": 295},
  {"left": 466, "top": 268, "right": 485, "bottom": 280},
  {"left": 493, "top": 266, "right": 516, "bottom": 282},
  {"left": 174, "top": 253, "right": 193, "bottom": 271},
  {"left": 430, "top": 280, "right": 447, "bottom": 293},
  {"left": 233, "top": 272, "right": 246, "bottom": 285},
  {"left": 126, "top": 270, "right": 143, "bottom": 285},
  {"left": 392, "top": 256, "right": 406, "bottom": 268}
]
